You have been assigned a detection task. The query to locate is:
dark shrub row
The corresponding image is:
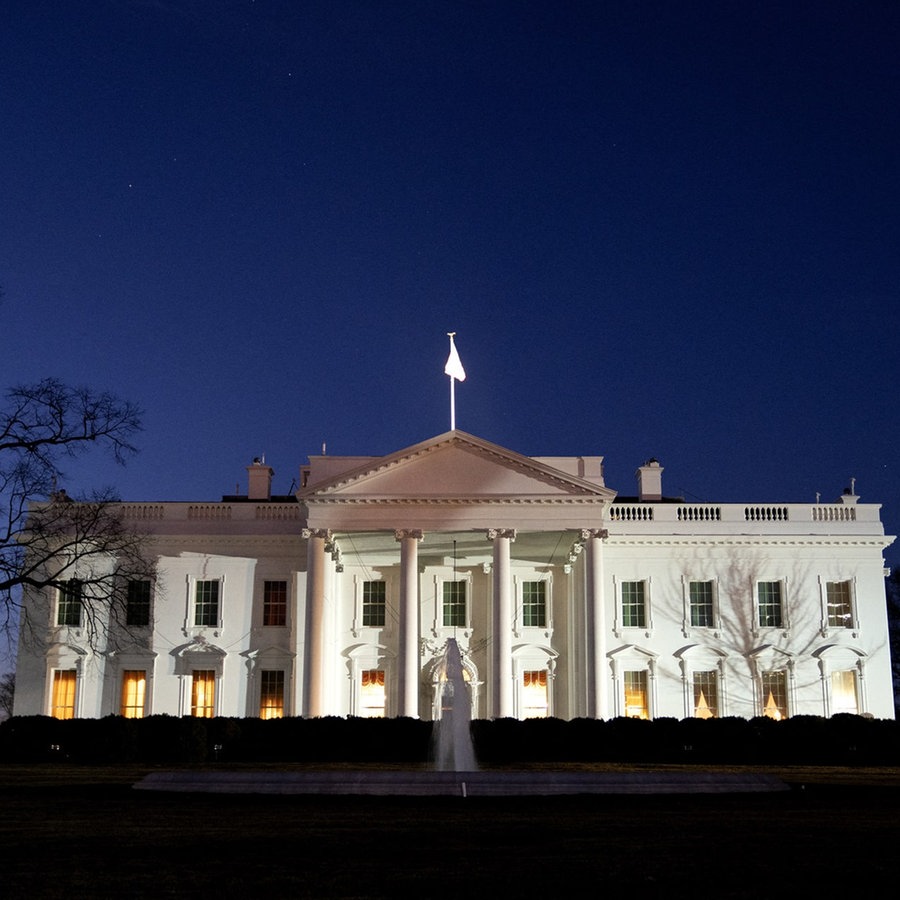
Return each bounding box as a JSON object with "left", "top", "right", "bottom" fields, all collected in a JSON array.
[{"left": 1, "top": 713, "right": 897, "bottom": 766}]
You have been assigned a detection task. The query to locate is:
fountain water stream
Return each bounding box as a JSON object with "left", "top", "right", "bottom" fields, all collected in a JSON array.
[{"left": 433, "top": 638, "right": 477, "bottom": 772}]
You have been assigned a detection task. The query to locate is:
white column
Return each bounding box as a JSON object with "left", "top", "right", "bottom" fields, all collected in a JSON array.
[
  {"left": 582, "top": 528, "right": 608, "bottom": 719},
  {"left": 302, "top": 528, "right": 330, "bottom": 717},
  {"left": 395, "top": 529, "right": 424, "bottom": 718},
  {"left": 488, "top": 528, "right": 516, "bottom": 718}
]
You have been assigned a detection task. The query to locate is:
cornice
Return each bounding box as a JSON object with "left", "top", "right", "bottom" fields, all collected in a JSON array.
[{"left": 303, "top": 495, "right": 611, "bottom": 506}]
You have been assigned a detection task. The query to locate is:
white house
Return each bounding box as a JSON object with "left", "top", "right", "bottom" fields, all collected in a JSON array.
[{"left": 13, "top": 430, "right": 896, "bottom": 721}]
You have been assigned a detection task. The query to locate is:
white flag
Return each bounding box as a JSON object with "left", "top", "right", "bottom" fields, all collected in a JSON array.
[{"left": 444, "top": 335, "right": 466, "bottom": 381}]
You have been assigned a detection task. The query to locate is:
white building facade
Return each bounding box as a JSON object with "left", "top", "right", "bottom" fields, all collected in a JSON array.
[{"left": 14, "top": 430, "right": 896, "bottom": 721}]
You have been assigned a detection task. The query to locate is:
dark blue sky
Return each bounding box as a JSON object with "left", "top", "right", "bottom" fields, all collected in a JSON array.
[{"left": 2, "top": 1, "right": 899, "bottom": 563}]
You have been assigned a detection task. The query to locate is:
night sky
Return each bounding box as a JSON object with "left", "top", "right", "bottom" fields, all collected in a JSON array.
[{"left": 2, "top": 2, "right": 899, "bottom": 568}]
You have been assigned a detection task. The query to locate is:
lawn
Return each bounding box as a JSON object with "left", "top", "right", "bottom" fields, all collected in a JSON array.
[{"left": 2, "top": 764, "right": 898, "bottom": 898}]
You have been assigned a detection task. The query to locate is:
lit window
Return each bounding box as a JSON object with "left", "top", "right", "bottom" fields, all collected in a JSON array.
[
  {"left": 831, "top": 670, "right": 859, "bottom": 715},
  {"left": 761, "top": 670, "right": 788, "bottom": 719},
  {"left": 621, "top": 582, "right": 646, "bottom": 628},
  {"left": 194, "top": 580, "right": 220, "bottom": 627},
  {"left": 443, "top": 581, "right": 466, "bottom": 627},
  {"left": 360, "top": 669, "right": 385, "bottom": 717},
  {"left": 522, "top": 670, "right": 548, "bottom": 718},
  {"left": 121, "top": 670, "right": 146, "bottom": 718},
  {"left": 692, "top": 670, "right": 718, "bottom": 718},
  {"left": 757, "top": 582, "right": 783, "bottom": 628},
  {"left": 51, "top": 669, "right": 77, "bottom": 719},
  {"left": 126, "top": 580, "right": 151, "bottom": 627},
  {"left": 689, "top": 581, "right": 714, "bottom": 628},
  {"left": 57, "top": 580, "right": 82, "bottom": 627},
  {"left": 623, "top": 670, "right": 649, "bottom": 719},
  {"left": 259, "top": 670, "right": 285, "bottom": 719},
  {"left": 362, "top": 581, "right": 386, "bottom": 627},
  {"left": 263, "top": 580, "right": 287, "bottom": 627},
  {"left": 826, "top": 581, "right": 853, "bottom": 628},
  {"left": 191, "top": 670, "right": 216, "bottom": 717},
  {"left": 522, "top": 582, "right": 547, "bottom": 628}
]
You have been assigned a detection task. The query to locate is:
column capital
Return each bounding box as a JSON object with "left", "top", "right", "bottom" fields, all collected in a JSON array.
[
  {"left": 487, "top": 528, "right": 517, "bottom": 541},
  {"left": 302, "top": 528, "right": 332, "bottom": 540},
  {"left": 580, "top": 528, "right": 609, "bottom": 542},
  {"left": 394, "top": 528, "right": 424, "bottom": 542}
]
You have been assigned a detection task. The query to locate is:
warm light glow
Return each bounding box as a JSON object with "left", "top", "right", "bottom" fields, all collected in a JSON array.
[
  {"left": 694, "top": 689, "right": 714, "bottom": 719},
  {"left": 360, "top": 669, "right": 385, "bottom": 717},
  {"left": 191, "top": 670, "right": 216, "bottom": 717},
  {"left": 624, "top": 671, "right": 649, "bottom": 719},
  {"left": 763, "top": 689, "right": 783, "bottom": 720},
  {"left": 522, "top": 670, "right": 548, "bottom": 718},
  {"left": 259, "top": 670, "right": 285, "bottom": 719},
  {"left": 121, "top": 670, "right": 146, "bottom": 718},
  {"left": 831, "top": 670, "right": 859, "bottom": 715},
  {"left": 51, "top": 669, "right": 76, "bottom": 719}
]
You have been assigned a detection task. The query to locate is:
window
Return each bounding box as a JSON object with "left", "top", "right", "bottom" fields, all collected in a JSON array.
[
  {"left": 443, "top": 581, "right": 466, "bottom": 627},
  {"left": 831, "top": 670, "right": 859, "bottom": 715},
  {"left": 57, "top": 580, "right": 82, "bottom": 627},
  {"left": 191, "top": 670, "right": 216, "bottom": 717},
  {"left": 522, "top": 670, "right": 548, "bottom": 718},
  {"left": 263, "top": 580, "right": 287, "bottom": 627},
  {"left": 623, "top": 670, "right": 649, "bottom": 718},
  {"left": 126, "top": 580, "right": 151, "bottom": 627},
  {"left": 362, "top": 581, "right": 386, "bottom": 627},
  {"left": 259, "top": 670, "right": 285, "bottom": 719},
  {"left": 194, "top": 580, "right": 220, "bottom": 627},
  {"left": 692, "top": 670, "right": 718, "bottom": 718},
  {"left": 826, "top": 581, "right": 853, "bottom": 628},
  {"left": 761, "top": 670, "right": 788, "bottom": 720},
  {"left": 621, "top": 581, "right": 646, "bottom": 628},
  {"left": 757, "top": 582, "right": 783, "bottom": 628},
  {"left": 360, "top": 669, "right": 385, "bottom": 717},
  {"left": 121, "top": 670, "right": 147, "bottom": 718},
  {"left": 522, "top": 582, "right": 547, "bottom": 628},
  {"left": 51, "top": 669, "right": 77, "bottom": 719},
  {"left": 689, "top": 581, "right": 714, "bottom": 628}
]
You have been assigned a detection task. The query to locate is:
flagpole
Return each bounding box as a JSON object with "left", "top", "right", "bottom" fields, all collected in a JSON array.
[
  {"left": 444, "top": 331, "right": 465, "bottom": 432},
  {"left": 450, "top": 373, "right": 456, "bottom": 431}
]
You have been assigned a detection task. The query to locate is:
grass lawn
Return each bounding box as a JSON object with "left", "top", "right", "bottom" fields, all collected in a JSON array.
[{"left": 2, "top": 764, "right": 899, "bottom": 898}]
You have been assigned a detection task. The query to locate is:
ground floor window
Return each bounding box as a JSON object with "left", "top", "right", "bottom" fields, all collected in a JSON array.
[
  {"left": 761, "top": 670, "right": 788, "bottom": 720},
  {"left": 120, "top": 670, "right": 147, "bottom": 718},
  {"left": 831, "top": 670, "right": 859, "bottom": 715},
  {"left": 522, "top": 670, "right": 548, "bottom": 718},
  {"left": 692, "top": 670, "right": 718, "bottom": 718},
  {"left": 51, "top": 669, "right": 77, "bottom": 719},
  {"left": 360, "top": 669, "right": 385, "bottom": 717},
  {"left": 623, "top": 670, "right": 649, "bottom": 719},
  {"left": 260, "top": 670, "right": 285, "bottom": 719},
  {"left": 191, "top": 670, "right": 216, "bottom": 717}
]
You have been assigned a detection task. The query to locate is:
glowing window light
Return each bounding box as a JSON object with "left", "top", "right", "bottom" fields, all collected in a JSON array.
[
  {"left": 191, "top": 670, "right": 216, "bottom": 717},
  {"left": 522, "top": 670, "right": 548, "bottom": 718},
  {"left": 624, "top": 670, "right": 649, "bottom": 719},
  {"left": 121, "top": 670, "right": 146, "bottom": 718},
  {"left": 360, "top": 669, "right": 385, "bottom": 718},
  {"left": 51, "top": 669, "right": 77, "bottom": 719}
]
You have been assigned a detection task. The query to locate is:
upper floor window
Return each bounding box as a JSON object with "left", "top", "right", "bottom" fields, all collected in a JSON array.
[
  {"left": 121, "top": 670, "right": 147, "bottom": 718},
  {"left": 126, "top": 580, "right": 151, "bottom": 627},
  {"left": 522, "top": 582, "right": 547, "bottom": 627},
  {"left": 263, "top": 580, "right": 287, "bottom": 627},
  {"left": 57, "top": 579, "right": 82, "bottom": 627},
  {"left": 689, "top": 581, "right": 714, "bottom": 628},
  {"left": 443, "top": 581, "right": 466, "bottom": 627},
  {"left": 826, "top": 581, "right": 853, "bottom": 628},
  {"left": 757, "top": 581, "right": 783, "bottom": 628},
  {"left": 621, "top": 581, "right": 646, "bottom": 628},
  {"left": 362, "top": 581, "right": 386, "bottom": 627},
  {"left": 194, "top": 580, "right": 220, "bottom": 628}
]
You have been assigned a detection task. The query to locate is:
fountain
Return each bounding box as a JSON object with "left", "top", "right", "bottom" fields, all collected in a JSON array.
[{"left": 432, "top": 638, "right": 477, "bottom": 772}]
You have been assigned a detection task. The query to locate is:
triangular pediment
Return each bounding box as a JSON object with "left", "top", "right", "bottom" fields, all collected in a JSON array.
[{"left": 299, "top": 431, "right": 616, "bottom": 502}]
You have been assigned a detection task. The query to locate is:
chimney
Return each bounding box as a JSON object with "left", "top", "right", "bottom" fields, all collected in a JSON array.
[
  {"left": 247, "top": 458, "right": 274, "bottom": 500},
  {"left": 636, "top": 458, "right": 663, "bottom": 501}
]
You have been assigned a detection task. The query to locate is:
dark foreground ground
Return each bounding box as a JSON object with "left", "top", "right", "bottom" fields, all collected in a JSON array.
[{"left": 3, "top": 765, "right": 899, "bottom": 899}]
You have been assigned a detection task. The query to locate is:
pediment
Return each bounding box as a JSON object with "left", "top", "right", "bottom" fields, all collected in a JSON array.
[{"left": 299, "top": 431, "right": 615, "bottom": 503}]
